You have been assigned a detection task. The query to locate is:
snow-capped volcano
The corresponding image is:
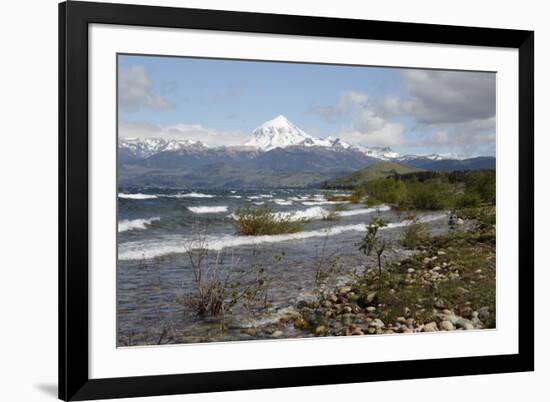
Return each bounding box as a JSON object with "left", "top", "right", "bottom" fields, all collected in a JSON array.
[
  {"left": 244, "top": 115, "right": 405, "bottom": 159},
  {"left": 119, "top": 137, "right": 207, "bottom": 158},
  {"left": 244, "top": 115, "right": 343, "bottom": 151}
]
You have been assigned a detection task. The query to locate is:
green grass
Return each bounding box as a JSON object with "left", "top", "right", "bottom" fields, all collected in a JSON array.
[
  {"left": 325, "top": 161, "right": 425, "bottom": 188},
  {"left": 349, "top": 218, "right": 496, "bottom": 327},
  {"left": 232, "top": 205, "right": 305, "bottom": 235}
]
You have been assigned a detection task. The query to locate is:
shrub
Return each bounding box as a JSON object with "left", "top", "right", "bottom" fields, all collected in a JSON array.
[
  {"left": 364, "top": 196, "right": 382, "bottom": 207},
  {"left": 464, "top": 170, "right": 496, "bottom": 204},
  {"left": 233, "top": 205, "right": 305, "bottom": 235},
  {"left": 322, "top": 203, "right": 347, "bottom": 221},
  {"left": 400, "top": 217, "right": 429, "bottom": 249},
  {"left": 410, "top": 185, "right": 443, "bottom": 209},
  {"left": 182, "top": 226, "right": 272, "bottom": 316},
  {"left": 359, "top": 218, "right": 387, "bottom": 289},
  {"left": 349, "top": 187, "right": 367, "bottom": 203},
  {"left": 456, "top": 191, "right": 482, "bottom": 208},
  {"left": 325, "top": 194, "right": 352, "bottom": 202},
  {"left": 365, "top": 178, "right": 407, "bottom": 207}
]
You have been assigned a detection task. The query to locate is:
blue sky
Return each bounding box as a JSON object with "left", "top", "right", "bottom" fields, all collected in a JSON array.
[{"left": 118, "top": 54, "right": 496, "bottom": 157}]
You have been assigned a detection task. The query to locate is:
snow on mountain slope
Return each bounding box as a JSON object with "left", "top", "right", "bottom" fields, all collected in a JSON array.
[
  {"left": 119, "top": 137, "right": 208, "bottom": 158},
  {"left": 354, "top": 145, "right": 401, "bottom": 160},
  {"left": 245, "top": 115, "right": 313, "bottom": 150},
  {"left": 119, "top": 116, "right": 464, "bottom": 162},
  {"left": 244, "top": 115, "right": 341, "bottom": 151}
]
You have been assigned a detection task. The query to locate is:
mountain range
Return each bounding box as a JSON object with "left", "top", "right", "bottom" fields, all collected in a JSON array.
[{"left": 118, "top": 115, "right": 495, "bottom": 188}]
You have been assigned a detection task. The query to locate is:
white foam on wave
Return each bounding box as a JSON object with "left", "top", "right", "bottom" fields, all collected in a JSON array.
[
  {"left": 118, "top": 217, "right": 160, "bottom": 232},
  {"left": 118, "top": 212, "right": 448, "bottom": 261},
  {"left": 230, "top": 205, "right": 388, "bottom": 222},
  {"left": 274, "top": 199, "right": 293, "bottom": 206},
  {"left": 188, "top": 206, "right": 228, "bottom": 213},
  {"left": 172, "top": 192, "right": 214, "bottom": 198},
  {"left": 248, "top": 194, "right": 273, "bottom": 200},
  {"left": 274, "top": 206, "right": 328, "bottom": 221},
  {"left": 302, "top": 200, "right": 350, "bottom": 206},
  {"left": 339, "top": 205, "right": 391, "bottom": 216},
  {"left": 118, "top": 193, "right": 158, "bottom": 200},
  {"left": 229, "top": 195, "right": 242, "bottom": 199}
]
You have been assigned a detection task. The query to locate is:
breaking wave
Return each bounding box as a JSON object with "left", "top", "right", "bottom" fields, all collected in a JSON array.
[
  {"left": 302, "top": 200, "right": 350, "bottom": 206},
  {"left": 118, "top": 212, "right": 447, "bottom": 261},
  {"left": 118, "top": 217, "right": 160, "bottom": 232},
  {"left": 188, "top": 206, "right": 228, "bottom": 213},
  {"left": 118, "top": 193, "right": 158, "bottom": 200},
  {"left": 274, "top": 199, "right": 293, "bottom": 206},
  {"left": 171, "top": 192, "right": 214, "bottom": 198}
]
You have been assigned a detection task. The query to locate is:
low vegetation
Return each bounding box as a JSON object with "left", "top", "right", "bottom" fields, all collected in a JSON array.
[
  {"left": 357, "top": 169, "right": 495, "bottom": 211},
  {"left": 233, "top": 205, "right": 305, "bottom": 235},
  {"left": 323, "top": 161, "right": 424, "bottom": 188},
  {"left": 287, "top": 205, "right": 496, "bottom": 336},
  {"left": 400, "top": 215, "right": 429, "bottom": 249},
  {"left": 182, "top": 226, "right": 273, "bottom": 317},
  {"left": 359, "top": 218, "right": 387, "bottom": 289},
  {"left": 321, "top": 203, "right": 348, "bottom": 221}
]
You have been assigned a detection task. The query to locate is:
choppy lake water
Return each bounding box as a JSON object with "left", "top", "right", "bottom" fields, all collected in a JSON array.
[{"left": 117, "top": 187, "right": 448, "bottom": 346}]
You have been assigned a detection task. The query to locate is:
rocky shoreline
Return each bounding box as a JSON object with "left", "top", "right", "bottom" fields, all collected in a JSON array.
[{"left": 258, "top": 212, "right": 496, "bottom": 339}]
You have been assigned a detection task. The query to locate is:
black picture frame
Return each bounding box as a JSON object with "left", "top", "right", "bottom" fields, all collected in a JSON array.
[{"left": 59, "top": 1, "right": 534, "bottom": 400}]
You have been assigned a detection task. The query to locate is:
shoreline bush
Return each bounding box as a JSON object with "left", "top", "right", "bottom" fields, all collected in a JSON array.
[
  {"left": 233, "top": 205, "right": 305, "bottom": 235},
  {"left": 357, "top": 169, "right": 495, "bottom": 211}
]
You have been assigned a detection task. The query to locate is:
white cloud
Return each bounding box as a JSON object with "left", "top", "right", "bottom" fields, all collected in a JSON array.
[
  {"left": 315, "top": 91, "right": 406, "bottom": 147},
  {"left": 119, "top": 66, "right": 174, "bottom": 112},
  {"left": 119, "top": 121, "right": 249, "bottom": 147}
]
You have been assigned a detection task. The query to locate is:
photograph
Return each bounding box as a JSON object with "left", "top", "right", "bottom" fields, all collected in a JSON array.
[{"left": 116, "top": 54, "right": 497, "bottom": 347}]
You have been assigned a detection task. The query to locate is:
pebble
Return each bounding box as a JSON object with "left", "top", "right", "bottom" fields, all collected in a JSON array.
[
  {"left": 478, "top": 307, "right": 491, "bottom": 322},
  {"left": 439, "top": 320, "right": 455, "bottom": 331},
  {"left": 271, "top": 330, "right": 284, "bottom": 338},
  {"left": 407, "top": 268, "right": 415, "bottom": 273},
  {"left": 351, "top": 327, "right": 364, "bottom": 335},
  {"left": 366, "top": 292, "right": 377, "bottom": 304},
  {"left": 369, "top": 318, "right": 385, "bottom": 329},
  {"left": 294, "top": 317, "right": 307, "bottom": 329},
  {"left": 455, "top": 318, "right": 474, "bottom": 330},
  {"left": 314, "top": 325, "right": 326, "bottom": 335},
  {"left": 339, "top": 286, "right": 352, "bottom": 295},
  {"left": 366, "top": 306, "right": 376, "bottom": 313},
  {"left": 422, "top": 322, "right": 439, "bottom": 332}
]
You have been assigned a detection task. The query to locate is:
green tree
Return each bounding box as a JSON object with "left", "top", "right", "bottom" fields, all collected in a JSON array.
[{"left": 359, "top": 218, "right": 387, "bottom": 289}]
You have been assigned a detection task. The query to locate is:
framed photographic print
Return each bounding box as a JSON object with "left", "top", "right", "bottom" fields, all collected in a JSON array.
[{"left": 59, "top": 1, "right": 534, "bottom": 400}]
